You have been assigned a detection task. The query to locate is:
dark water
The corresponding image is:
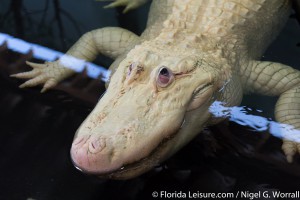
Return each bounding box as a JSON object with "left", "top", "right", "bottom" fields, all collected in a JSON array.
[{"left": 1, "top": 1, "right": 300, "bottom": 200}]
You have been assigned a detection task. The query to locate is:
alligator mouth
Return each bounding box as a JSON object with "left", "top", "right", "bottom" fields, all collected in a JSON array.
[{"left": 71, "top": 119, "right": 184, "bottom": 179}]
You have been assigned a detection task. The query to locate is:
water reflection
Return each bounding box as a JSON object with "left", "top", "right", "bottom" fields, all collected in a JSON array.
[{"left": 210, "top": 101, "right": 300, "bottom": 143}]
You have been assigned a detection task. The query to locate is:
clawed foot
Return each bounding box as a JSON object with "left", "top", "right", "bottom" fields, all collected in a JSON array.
[
  {"left": 97, "top": 0, "right": 147, "bottom": 13},
  {"left": 11, "top": 61, "right": 74, "bottom": 93},
  {"left": 282, "top": 140, "right": 300, "bottom": 163}
]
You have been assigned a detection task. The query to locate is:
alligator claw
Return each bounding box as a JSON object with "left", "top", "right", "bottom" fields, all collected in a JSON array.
[
  {"left": 11, "top": 60, "right": 74, "bottom": 92},
  {"left": 19, "top": 76, "right": 46, "bottom": 88},
  {"left": 41, "top": 79, "right": 58, "bottom": 93},
  {"left": 100, "top": 0, "right": 147, "bottom": 13},
  {"left": 282, "top": 139, "right": 300, "bottom": 163},
  {"left": 10, "top": 70, "right": 39, "bottom": 79},
  {"left": 26, "top": 61, "right": 45, "bottom": 68}
]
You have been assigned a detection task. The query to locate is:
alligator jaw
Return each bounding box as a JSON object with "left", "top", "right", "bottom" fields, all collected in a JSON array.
[{"left": 71, "top": 118, "right": 186, "bottom": 180}]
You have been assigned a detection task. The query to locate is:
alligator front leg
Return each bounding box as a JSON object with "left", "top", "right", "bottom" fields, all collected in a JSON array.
[
  {"left": 242, "top": 61, "right": 300, "bottom": 162},
  {"left": 11, "top": 27, "right": 139, "bottom": 92}
]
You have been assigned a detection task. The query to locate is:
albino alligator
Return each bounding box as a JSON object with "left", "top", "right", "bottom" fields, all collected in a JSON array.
[{"left": 11, "top": 0, "right": 300, "bottom": 179}]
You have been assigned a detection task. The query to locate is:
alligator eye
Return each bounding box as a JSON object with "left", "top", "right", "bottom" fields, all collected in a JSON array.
[{"left": 157, "top": 67, "right": 174, "bottom": 88}]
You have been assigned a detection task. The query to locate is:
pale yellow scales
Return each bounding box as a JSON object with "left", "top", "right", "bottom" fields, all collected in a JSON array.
[{"left": 11, "top": 0, "right": 300, "bottom": 179}]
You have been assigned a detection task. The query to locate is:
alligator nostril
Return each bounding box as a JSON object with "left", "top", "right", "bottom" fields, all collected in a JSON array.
[
  {"left": 89, "top": 137, "right": 106, "bottom": 154},
  {"left": 73, "top": 135, "right": 90, "bottom": 148}
]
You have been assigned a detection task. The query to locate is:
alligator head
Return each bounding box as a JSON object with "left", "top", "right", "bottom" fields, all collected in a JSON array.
[{"left": 70, "top": 40, "right": 230, "bottom": 179}]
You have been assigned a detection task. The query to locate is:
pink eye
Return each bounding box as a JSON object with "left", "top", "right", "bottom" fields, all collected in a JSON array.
[{"left": 157, "top": 67, "right": 174, "bottom": 87}]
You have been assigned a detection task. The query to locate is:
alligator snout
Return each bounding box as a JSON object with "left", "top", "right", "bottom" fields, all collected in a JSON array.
[{"left": 71, "top": 134, "right": 121, "bottom": 174}]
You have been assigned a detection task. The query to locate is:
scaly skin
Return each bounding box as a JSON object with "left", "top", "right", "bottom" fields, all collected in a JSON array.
[{"left": 11, "top": 0, "right": 300, "bottom": 179}]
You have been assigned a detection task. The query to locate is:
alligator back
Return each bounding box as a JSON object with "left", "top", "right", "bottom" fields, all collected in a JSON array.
[{"left": 142, "top": 0, "right": 291, "bottom": 59}]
